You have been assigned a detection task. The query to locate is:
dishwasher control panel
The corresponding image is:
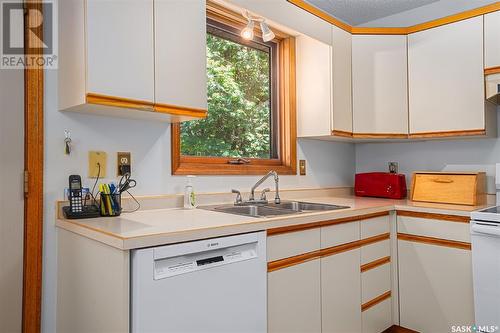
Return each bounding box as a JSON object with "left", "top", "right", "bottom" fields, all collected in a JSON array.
[{"left": 153, "top": 241, "right": 258, "bottom": 279}]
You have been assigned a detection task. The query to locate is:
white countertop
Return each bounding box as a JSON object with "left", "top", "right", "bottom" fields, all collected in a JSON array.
[{"left": 56, "top": 193, "right": 492, "bottom": 250}]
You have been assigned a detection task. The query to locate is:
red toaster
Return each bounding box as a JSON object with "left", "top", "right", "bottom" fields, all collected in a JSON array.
[{"left": 354, "top": 172, "right": 407, "bottom": 199}]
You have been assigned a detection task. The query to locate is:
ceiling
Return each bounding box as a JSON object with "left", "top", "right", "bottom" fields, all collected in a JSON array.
[{"left": 304, "top": 0, "right": 493, "bottom": 26}]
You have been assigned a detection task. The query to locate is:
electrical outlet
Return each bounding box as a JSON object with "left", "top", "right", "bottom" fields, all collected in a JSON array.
[
  {"left": 117, "top": 152, "right": 131, "bottom": 176},
  {"left": 88, "top": 151, "right": 107, "bottom": 178},
  {"left": 299, "top": 160, "right": 306, "bottom": 175},
  {"left": 388, "top": 162, "right": 399, "bottom": 174}
]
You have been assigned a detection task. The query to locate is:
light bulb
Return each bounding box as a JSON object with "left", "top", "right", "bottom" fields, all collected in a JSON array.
[
  {"left": 260, "top": 21, "right": 275, "bottom": 42},
  {"left": 241, "top": 20, "right": 255, "bottom": 40}
]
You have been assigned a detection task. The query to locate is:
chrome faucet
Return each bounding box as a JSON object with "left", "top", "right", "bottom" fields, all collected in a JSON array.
[{"left": 249, "top": 171, "right": 281, "bottom": 204}]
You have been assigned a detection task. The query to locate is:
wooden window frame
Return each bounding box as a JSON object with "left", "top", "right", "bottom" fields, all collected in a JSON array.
[{"left": 171, "top": 1, "right": 297, "bottom": 175}]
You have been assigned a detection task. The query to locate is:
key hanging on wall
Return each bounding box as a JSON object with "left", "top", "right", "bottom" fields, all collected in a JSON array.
[{"left": 64, "top": 130, "right": 72, "bottom": 155}]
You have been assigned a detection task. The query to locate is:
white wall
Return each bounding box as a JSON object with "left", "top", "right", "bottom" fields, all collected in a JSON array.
[
  {"left": 42, "top": 66, "right": 355, "bottom": 331},
  {"left": 355, "top": 109, "right": 500, "bottom": 193}
]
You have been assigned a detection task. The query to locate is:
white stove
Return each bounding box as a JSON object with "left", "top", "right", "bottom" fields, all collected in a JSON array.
[{"left": 470, "top": 165, "right": 500, "bottom": 331}]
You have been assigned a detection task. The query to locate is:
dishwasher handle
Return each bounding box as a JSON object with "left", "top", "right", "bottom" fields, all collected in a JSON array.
[{"left": 471, "top": 223, "right": 500, "bottom": 237}]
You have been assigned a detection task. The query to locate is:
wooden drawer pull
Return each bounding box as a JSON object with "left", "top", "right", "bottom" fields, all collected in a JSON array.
[{"left": 432, "top": 178, "right": 454, "bottom": 183}]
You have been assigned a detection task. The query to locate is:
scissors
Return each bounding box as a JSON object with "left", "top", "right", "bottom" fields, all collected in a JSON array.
[{"left": 118, "top": 173, "right": 137, "bottom": 193}]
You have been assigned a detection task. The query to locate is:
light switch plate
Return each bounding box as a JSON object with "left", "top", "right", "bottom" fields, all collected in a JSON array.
[
  {"left": 117, "top": 152, "right": 131, "bottom": 176},
  {"left": 88, "top": 151, "right": 107, "bottom": 178}
]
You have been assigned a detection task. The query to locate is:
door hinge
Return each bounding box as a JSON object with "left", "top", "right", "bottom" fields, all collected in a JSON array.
[{"left": 24, "top": 170, "right": 29, "bottom": 196}]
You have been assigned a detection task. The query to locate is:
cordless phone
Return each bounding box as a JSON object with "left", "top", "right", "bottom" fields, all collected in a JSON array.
[{"left": 69, "top": 175, "right": 83, "bottom": 213}]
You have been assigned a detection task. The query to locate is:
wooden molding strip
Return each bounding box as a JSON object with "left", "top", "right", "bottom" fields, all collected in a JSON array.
[
  {"left": 86, "top": 93, "right": 208, "bottom": 118},
  {"left": 86, "top": 93, "right": 154, "bottom": 111},
  {"left": 268, "top": 249, "right": 322, "bottom": 272},
  {"left": 408, "top": 129, "right": 486, "bottom": 139},
  {"left": 396, "top": 210, "right": 470, "bottom": 223},
  {"left": 268, "top": 232, "right": 390, "bottom": 271},
  {"left": 485, "top": 66, "right": 500, "bottom": 75},
  {"left": 361, "top": 291, "right": 392, "bottom": 312},
  {"left": 352, "top": 133, "right": 408, "bottom": 139},
  {"left": 397, "top": 233, "right": 471, "bottom": 250},
  {"left": 361, "top": 256, "right": 391, "bottom": 272},
  {"left": 332, "top": 129, "right": 353, "bottom": 138},
  {"left": 286, "top": 0, "right": 352, "bottom": 33},
  {"left": 383, "top": 325, "right": 420, "bottom": 333},
  {"left": 287, "top": 0, "right": 500, "bottom": 35},
  {"left": 267, "top": 211, "right": 390, "bottom": 236}
]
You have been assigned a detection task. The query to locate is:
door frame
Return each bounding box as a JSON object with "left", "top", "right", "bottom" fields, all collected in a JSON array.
[{"left": 23, "top": 0, "right": 44, "bottom": 332}]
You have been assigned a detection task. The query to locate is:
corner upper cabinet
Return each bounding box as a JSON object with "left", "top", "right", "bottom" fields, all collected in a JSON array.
[
  {"left": 485, "top": 11, "right": 500, "bottom": 69},
  {"left": 154, "top": 0, "right": 207, "bottom": 114},
  {"left": 408, "top": 17, "right": 487, "bottom": 137},
  {"left": 352, "top": 35, "right": 408, "bottom": 137},
  {"left": 58, "top": 0, "right": 207, "bottom": 122}
]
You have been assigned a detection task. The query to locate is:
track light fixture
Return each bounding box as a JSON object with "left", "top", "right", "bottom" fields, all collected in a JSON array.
[{"left": 241, "top": 11, "right": 275, "bottom": 42}]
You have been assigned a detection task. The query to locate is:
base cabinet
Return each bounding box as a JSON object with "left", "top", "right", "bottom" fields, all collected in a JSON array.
[
  {"left": 321, "top": 249, "right": 362, "bottom": 333},
  {"left": 268, "top": 259, "right": 322, "bottom": 333}
]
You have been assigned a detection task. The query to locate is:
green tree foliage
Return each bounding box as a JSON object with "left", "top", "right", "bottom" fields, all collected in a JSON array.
[{"left": 181, "top": 32, "right": 272, "bottom": 158}]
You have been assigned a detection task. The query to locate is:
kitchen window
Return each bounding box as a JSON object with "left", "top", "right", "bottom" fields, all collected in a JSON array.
[{"left": 171, "top": 2, "right": 297, "bottom": 175}]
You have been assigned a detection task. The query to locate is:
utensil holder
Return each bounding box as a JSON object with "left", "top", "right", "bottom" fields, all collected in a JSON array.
[{"left": 99, "top": 193, "right": 122, "bottom": 217}]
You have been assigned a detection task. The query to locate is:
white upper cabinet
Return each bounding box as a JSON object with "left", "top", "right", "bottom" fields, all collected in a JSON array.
[
  {"left": 408, "top": 17, "right": 484, "bottom": 134},
  {"left": 86, "top": 0, "right": 154, "bottom": 102},
  {"left": 485, "top": 11, "right": 500, "bottom": 69},
  {"left": 154, "top": 0, "right": 207, "bottom": 110},
  {"left": 352, "top": 35, "right": 408, "bottom": 135},
  {"left": 296, "top": 35, "right": 332, "bottom": 137}
]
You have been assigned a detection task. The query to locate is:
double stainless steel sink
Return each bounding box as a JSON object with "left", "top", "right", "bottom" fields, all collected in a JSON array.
[{"left": 199, "top": 201, "right": 350, "bottom": 218}]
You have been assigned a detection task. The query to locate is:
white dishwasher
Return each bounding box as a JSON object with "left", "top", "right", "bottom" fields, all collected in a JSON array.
[{"left": 131, "top": 231, "right": 267, "bottom": 333}]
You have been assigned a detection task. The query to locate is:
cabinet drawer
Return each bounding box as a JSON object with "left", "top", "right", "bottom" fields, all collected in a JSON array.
[
  {"left": 362, "top": 297, "right": 392, "bottom": 333},
  {"left": 397, "top": 215, "right": 470, "bottom": 242},
  {"left": 321, "top": 221, "right": 360, "bottom": 249},
  {"left": 361, "top": 263, "right": 391, "bottom": 304},
  {"left": 361, "top": 216, "right": 390, "bottom": 239},
  {"left": 361, "top": 240, "right": 390, "bottom": 265},
  {"left": 268, "top": 228, "right": 320, "bottom": 262}
]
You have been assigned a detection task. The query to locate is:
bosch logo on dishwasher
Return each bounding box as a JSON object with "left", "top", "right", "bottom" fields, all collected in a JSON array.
[{"left": 207, "top": 242, "right": 219, "bottom": 248}]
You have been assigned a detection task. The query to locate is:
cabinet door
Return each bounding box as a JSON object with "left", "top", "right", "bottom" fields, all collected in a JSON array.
[
  {"left": 321, "top": 249, "right": 361, "bottom": 333},
  {"left": 485, "top": 11, "right": 500, "bottom": 69},
  {"left": 408, "top": 17, "right": 484, "bottom": 134},
  {"left": 268, "top": 259, "right": 321, "bottom": 333},
  {"left": 155, "top": 0, "right": 207, "bottom": 110},
  {"left": 86, "top": 0, "right": 154, "bottom": 102},
  {"left": 296, "top": 35, "right": 332, "bottom": 137},
  {"left": 331, "top": 25, "right": 353, "bottom": 134},
  {"left": 352, "top": 35, "right": 408, "bottom": 135},
  {"left": 398, "top": 240, "right": 474, "bottom": 332}
]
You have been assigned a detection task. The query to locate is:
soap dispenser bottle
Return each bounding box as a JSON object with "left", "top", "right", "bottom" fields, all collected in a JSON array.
[{"left": 184, "top": 175, "right": 197, "bottom": 209}]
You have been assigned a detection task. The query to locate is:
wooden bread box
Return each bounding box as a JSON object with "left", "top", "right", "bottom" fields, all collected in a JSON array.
[{"left": 411, "top": 171, "right": 486, "bottom": 205}]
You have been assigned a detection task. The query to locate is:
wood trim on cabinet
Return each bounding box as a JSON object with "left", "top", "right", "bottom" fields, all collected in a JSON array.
[
  {"left": 397, "top": 233, "right": 472, "bottom": 250},
  {"left": 331, "top": 130, "right": 353, "bottom": 138},
  {"left": 352, "top": 133, "right": 408, "bottom": 139},
  {"left": 361, "top": 291, "right": 392, "bottom": 312},
  {"left": 396, "top": 210, "right": 470, "bottom": 223},
  {"left": 86, "top": 93, "right": 154, "bottom": 111},
  {"left": 23, "top": 1, "right": 44, "bottom": 331},
  {"left": 485, "top": 66, "right": 500, "bottom": 75},
  {"left": 268, "top": 232, "right": 390, "bottom": 271},
  {"left": 360, "top": 256, "right": 391, "bottom": 272},
  {"left": 408, "top": 129, "right": 486, "bottom": 138},
  {"left": 267, "top": 211, "right": 390, "bottom": 236},
  {"left": 154, "top": 103, "right": 207, "bottom": 118},
  {"left": 267, "top": 249, "right": 322, "bottom": 272},
  {"left": 287, "top": 0, "right": 500, "bottom": 35}
]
